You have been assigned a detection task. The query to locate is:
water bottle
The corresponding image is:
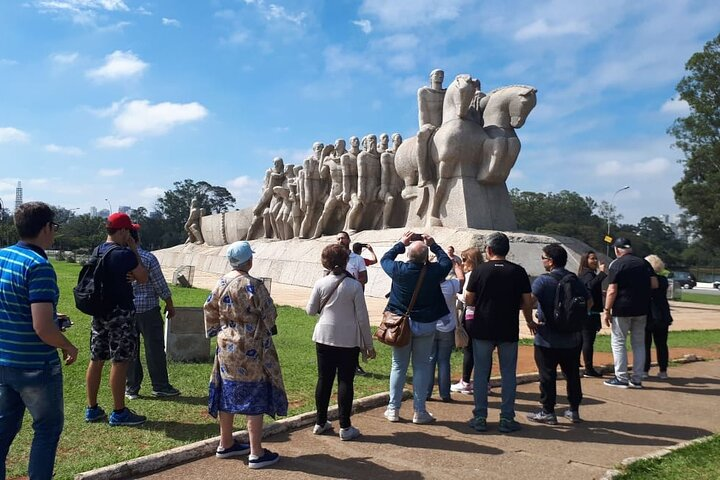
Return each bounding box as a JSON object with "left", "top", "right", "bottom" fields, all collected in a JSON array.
[{"left": 465, "top": 305, "right": 475, "bottom": 322}]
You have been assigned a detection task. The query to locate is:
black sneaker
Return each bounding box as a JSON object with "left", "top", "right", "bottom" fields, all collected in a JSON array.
[
  {"left": 583, "top": 368, "right": 603, "bottom": 378},
  {"left": 151, "top": 386, "right": 181, "bottom": 397},
  {"left": 216, "top": 440, "right": 251, "bottom": 458},
  {"left": 527, "top": 410, "right": 558, "bottom": 425},
  {"left": 628, "top": 380, "right": 643, "bottom": 389},
  {"left": 248, "top": 449, "right": 280, "bottom": 469},
  {"left": 355, "top": 366, "right": 367, "bottom": 376},
  {"left": 604, "top": 377, "right": 629, "bottom": 388}
]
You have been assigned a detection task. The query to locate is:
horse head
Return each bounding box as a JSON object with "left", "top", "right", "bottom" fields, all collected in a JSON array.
[
  {"left": 484, "top": 85, "right": 537, "bottom": 129},
  {"left": 443, "top": 74, "right": 480, "bottom": 122}
]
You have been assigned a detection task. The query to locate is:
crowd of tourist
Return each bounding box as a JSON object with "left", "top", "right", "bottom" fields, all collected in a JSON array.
[{"left": 0, "top": 202, "right": 672, "bottom": 477}]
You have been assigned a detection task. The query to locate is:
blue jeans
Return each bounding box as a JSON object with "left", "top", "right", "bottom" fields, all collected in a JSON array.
[
  {"left": 472, "top": 339, "right": 518, "bottom": 420},
  {"left": 0, "top": 364, "right": 64, "bottom": 480},
  {"left": 389, "top": 332, "right": 435, "bottom": 412},
  {"left": 428, "top": 330, "right": 455, "bottom": 400}
]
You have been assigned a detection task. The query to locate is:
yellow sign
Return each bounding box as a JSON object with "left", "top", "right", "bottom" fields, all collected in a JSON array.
[{"left": 604, "top": 235, "right": 613, "bottom": 244}]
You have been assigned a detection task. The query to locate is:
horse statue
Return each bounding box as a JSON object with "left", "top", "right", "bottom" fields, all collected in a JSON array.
[
  {"left": 394, "top": 74, "right": 487, "bottom": 226},
  {"left": 476, "top": 85, "right": 537, "bottom": 184}
]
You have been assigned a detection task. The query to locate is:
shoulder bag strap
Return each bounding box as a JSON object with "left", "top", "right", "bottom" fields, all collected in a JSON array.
[
  {"left": 404, "top": 264, "right": 427, "bottom": 315},
  {"left": 319, "top": 274, "right": 346, "bottom": 313}
]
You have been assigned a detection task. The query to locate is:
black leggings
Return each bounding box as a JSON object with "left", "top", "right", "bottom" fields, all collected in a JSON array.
[
  {"left": 644, "top": 325, "right": 669, "bottom": 372},
  {"left": 580, "top": 328, "right": 598, "bottom": 370},
  {"left": 462, "top": 340, "right": 474, "bottom": 383},
  {"left": 315, "top": 343, "right": 359, "bottom": 429}
]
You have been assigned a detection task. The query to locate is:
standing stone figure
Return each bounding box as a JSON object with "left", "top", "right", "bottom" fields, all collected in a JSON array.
[
  {"left": 341, "top": 136, "right": 361, "bottom": 232},
  {"left": 355, "top": 134, "right": 382, "bottom": 230},
  {"left": 300, "top": 142, "right": 324, "bottom": 238},
  {"left": 378, "top": 133, "right": 390, "bottom": 154},
  {"left": 184, "top": 198, "right": 205, "bottom": 245},
  {"left": 246, "top": 157, "right": 285, "bottom": 240},
  {"left": 379, "top": 133, "right": 403, "bottom": 229},
  {"left": 416, "top": 69, "right": 446, "bottom": 187},
  {"left": 313, "top": 139, "right": 347, "bottom": 239}
]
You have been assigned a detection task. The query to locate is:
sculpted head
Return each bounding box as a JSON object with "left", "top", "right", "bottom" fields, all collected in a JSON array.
[
  {"left": 312, "top": 142, "right": 324, "bottom": 157},
  {"left": 272, "top": 156, "right": 284, "bottom": 172},
  {"left": 407, "top": 241, "right": 428, "bottom": 265},
  {"left": 284, "top": 164, "right": 295, "bottom": 177},
  {"left": 379, "top": 133, "right": 389, "bottom": 148},
  {"left": 334, "top": 138, "right": 346, "bottom": 154},
  {"left": 391, "top": 133, "right": 402, "bottom": 149},
  {"left": 293, "top": 165, "right": 303, "bottom": 177},
  {"left": 366, "top": 134, "right": 377, "bottom": 152},
  {"left": 430, "top": 69, "right": 444, "bottom": 87},
  {"left": 350, "top": 136, "right": 359, "bottom": 149}
]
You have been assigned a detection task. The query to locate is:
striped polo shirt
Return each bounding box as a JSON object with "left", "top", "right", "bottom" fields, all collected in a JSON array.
[{"left": 0, "top": 242, "right": 60, "bottom": 367}]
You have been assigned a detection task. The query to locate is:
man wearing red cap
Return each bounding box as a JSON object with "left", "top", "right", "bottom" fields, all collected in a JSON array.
[{"left": 84, "top": 212, "right": 149, "bottom": 426}]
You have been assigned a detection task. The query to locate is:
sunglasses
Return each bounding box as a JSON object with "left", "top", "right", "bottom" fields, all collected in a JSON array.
[
  {"left": 541, "top": 255, "right": 550, "bottom": 260},
  {"left": 50, "top": 222, "right": 60, "bottom": 232}
]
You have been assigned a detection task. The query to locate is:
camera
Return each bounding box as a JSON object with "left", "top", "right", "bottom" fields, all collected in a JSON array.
[
  {"left": 57, "top": 313, "right": 73, "bottom": 331},
  {"left": 409, "top": 233, "right": 424, "bottom": 242}
]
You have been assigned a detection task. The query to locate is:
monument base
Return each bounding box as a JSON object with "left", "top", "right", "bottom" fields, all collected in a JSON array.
[{"left": 153, "top": 227, "right": 602, "bottom": 300}]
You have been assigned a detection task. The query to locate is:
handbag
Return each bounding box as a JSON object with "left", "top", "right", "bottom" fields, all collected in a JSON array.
[
  {"left": 374, "top": 264, "right": 427, "bottom": 347},
  {"left": 454, "top": 311, "right": 469, "bottom": 348}
]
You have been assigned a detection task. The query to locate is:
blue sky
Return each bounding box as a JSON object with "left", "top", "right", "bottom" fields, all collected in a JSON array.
[{"left": 1, "top": 0, "right": 718, "bottom": 224}]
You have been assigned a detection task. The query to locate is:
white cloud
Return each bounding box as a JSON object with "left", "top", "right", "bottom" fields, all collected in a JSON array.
[
  {"left": 0, "top": 127, "right": 30, "bottom": 143},
  {"left": 162, "top": 17, "right": 181, "bottom": 27},
  {"left": 113, "top": 100, "right": 208, "bottom": 136},
  {"left": 50, "top": 52, "right": 79, "bottom": 65},
  {"left": 0, "top": 58, "right": 18, "bottom": 66},
  {"left": 352, "top": 19, "right": 372, "bottom": 34},
  {"left": 660, "top": 97, "right": 691, "bottom": 116},
  {"left": 88, "top": 98, "right": 127, "bottom": 118},
  {"left": 34, "top": 0, "right": 129, "bottom": 26},
  {"left": 95, "top": 135, "right": 137, "bottom": 148},
  {"left": 140, "top": 187, "right": 164, "bottom": 198},
  {"left": 595, "top": 157, "right": 670, "bottom": 177},
  {"left": 45, "top": 144, "right": 84, "bottom": 155},
  {"left": 227, "top": 175, "right": 259, "bottom": 189},
  {"left": 86, "top": 50, "right": 148, "bottom": 81},
  {"left": 226, "top": 175, "right": 263, "bottom": 207},
  {"left": 514, "top": 19, "right": 589, "bottom": 41},
  {"left": 359, "top": 0, "right": 469, "bottom": 28},
  {"left": 98, "top": 168, "right": 124, "bottom": 177}
]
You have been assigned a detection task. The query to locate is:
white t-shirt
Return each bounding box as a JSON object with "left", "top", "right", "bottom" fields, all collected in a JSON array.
[
  {"left": 346, "top": 252, "right": 367, "bottom": 281},
  {"left": 436, "top": 278, "right": 461, "bottom": 332}
]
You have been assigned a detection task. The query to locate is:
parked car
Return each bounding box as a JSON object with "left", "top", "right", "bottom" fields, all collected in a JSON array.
[
  {"left": 713, "top": 281, "right": 720, "bottom": 290},
  {"left": 668, "top": 271, "right": 697, "bottom": 289}
]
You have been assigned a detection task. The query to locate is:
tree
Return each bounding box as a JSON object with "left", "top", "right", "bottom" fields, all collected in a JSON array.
[
  {"left": 669, "top": 33, "right": 720, "bottom": 245},
  {"left": 155, "top": 179, "right": 236, "bottom": 246}
]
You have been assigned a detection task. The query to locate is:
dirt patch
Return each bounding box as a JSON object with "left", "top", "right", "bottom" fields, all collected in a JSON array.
[{"left": 487, "top": 346, "right": 720, "bottom": 376}]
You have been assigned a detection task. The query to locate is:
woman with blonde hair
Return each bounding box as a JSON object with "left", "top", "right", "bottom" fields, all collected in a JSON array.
[
  {"left": 450, "top": 247, "right": 484, "bottom": 395},
  {"left": 204, "top": 241, "right": 288, "bottom": 469},
  {"left": 644, "top": 254, "right": 673, "bottom": 379}
]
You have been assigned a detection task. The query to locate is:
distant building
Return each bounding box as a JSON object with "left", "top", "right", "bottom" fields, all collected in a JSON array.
[
  {"left": 149, "top": 210, "right": 164, "bottom": 219},
  {"left": 98, "top": 208, "right": 110, "bottom": 219},
  {"left": 118, "top": 205, "right": 131, "bottom": 214},
  {"left": 15, "top": 181, "right": 23, "bottom": 210},
  {"left": 89, "top": 206, "right": 98, "bottom": 217},
  {"left": 663, "top": 213, "right": 698, "bottom": 244}
]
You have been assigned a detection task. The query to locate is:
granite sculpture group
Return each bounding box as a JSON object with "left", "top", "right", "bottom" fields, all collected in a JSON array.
[{"left": 186, "top": 70, "right": 537, "bottom": 245}]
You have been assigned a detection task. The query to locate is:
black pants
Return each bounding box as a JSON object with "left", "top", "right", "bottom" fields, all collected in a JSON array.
[
  {"left": 580, "top": 328, "right": 598, "bottom": 370},
  {"left": 462, "top": 340, "right": 474, "bottom": 383},
  {"left": 315, "top": 343, "right": 359, "bottom": 429},
  {"left": 534, "top": 345, "right": 583, "bottom": 414},
  {"left": 644, "top": 324, "right": 669, "bottom": 372},
  {"left": 126, "top": 307, "right": 171, "bottom": 393}
]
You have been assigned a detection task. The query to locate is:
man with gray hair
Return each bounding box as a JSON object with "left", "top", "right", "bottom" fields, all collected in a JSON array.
[
  {"left": 603, "top": 238, "right": 657, "bottom": 389},
  {"left": 381, "top": 231, "right": 452, "bottom": 424},
  {"left": 465, "top": 232, "right": 533, "bottom": 434}
]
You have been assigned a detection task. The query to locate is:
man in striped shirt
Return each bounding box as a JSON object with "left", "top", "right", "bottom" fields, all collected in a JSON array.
[
  {"left": 125, "top": 225, "right": 179, "bottom": 399},
  {"left": 0, "top": 201, "right": 78, "bottom": 480}
]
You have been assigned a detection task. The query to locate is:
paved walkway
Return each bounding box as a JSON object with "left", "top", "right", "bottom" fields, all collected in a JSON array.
[{"left": 141, "top": 360, "right": 720, "bottom": 480}]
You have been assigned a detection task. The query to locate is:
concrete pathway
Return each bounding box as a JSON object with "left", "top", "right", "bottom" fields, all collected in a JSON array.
[{"left": 140, "top": 360, "right": 720, "bottom": 480}]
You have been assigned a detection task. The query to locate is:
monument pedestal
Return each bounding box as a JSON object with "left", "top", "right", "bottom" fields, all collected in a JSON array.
[{"left": 439, "top": 176, "right": 517, "bottom": 230}]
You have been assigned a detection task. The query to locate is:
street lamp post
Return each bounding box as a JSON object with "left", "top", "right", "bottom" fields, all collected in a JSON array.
[
  {"left": 606, "top": 186, "right": 630, "bottom": 258},
  {"left": 105, "top": 199, "right": 113, "bottom": 213}
]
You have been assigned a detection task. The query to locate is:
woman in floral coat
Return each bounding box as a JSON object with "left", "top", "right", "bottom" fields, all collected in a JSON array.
[{"left": 204, "top": 241, "right": 287, "bottom": 470}]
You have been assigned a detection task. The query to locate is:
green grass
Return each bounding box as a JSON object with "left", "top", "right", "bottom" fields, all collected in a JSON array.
[
  {"left": 679, "top": 291, "right": 720, "bottom": 305},
  {"left": 614, "top": 434, "right": 720, "bottom": 479},
  {"left": 5, "top": 261, "right": 462, "bottom": 479},
  {"left": 519, "top": 330, "right": 720, "bottom": 353}
]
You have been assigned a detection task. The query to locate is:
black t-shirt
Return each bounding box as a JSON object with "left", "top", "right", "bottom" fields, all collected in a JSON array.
[
  {"left": 465, "top": 260, "right": 531, "bottom": 342},
  {"left": 606, "top": 254, "right": 655, "bottom": 317},
  {"left": 98, "top": 242, "right": 138, "bottom": 311}
]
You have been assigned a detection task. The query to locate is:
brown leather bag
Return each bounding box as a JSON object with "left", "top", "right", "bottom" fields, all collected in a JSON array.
[{"left": 374, "top": 265, "right": 427, "bottom": 348}]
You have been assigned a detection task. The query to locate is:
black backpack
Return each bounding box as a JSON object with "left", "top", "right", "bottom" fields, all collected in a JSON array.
[
  {"left": 73, "top": 245, "right": 118, "bottom": 316},
  {"left": 546, "top": 271, "right": 587, "bottom": 333}
]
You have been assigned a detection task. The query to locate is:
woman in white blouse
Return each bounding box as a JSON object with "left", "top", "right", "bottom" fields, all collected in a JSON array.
[{"left": 306, "top": 244, "right": 376, "bottom": 441}]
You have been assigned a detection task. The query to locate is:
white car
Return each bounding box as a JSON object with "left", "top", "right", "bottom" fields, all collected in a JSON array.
[{"left": 714, "top": 281, "right": 720, "bottom": 290}]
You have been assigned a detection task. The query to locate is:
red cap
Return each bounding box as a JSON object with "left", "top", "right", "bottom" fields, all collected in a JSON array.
[{"left": 107, "top": 212, "right": 133, "bottom": 230}]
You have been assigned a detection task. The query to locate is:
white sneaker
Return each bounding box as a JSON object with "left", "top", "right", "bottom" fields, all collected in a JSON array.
[
  {"left": 384, "top": 407, "right": 400, "bottom": 422},
  {"left": 412, "top": 410, "right": 436, "bottom": 424},
  {"left": 312, "top": 421, "right": 332, "bottom": 435},
  {"left": 339, "top": 426, "right": 361, "bottom": 441},
  {"left": 450, "top": 380, "right": 471, "bottom": 393}
]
